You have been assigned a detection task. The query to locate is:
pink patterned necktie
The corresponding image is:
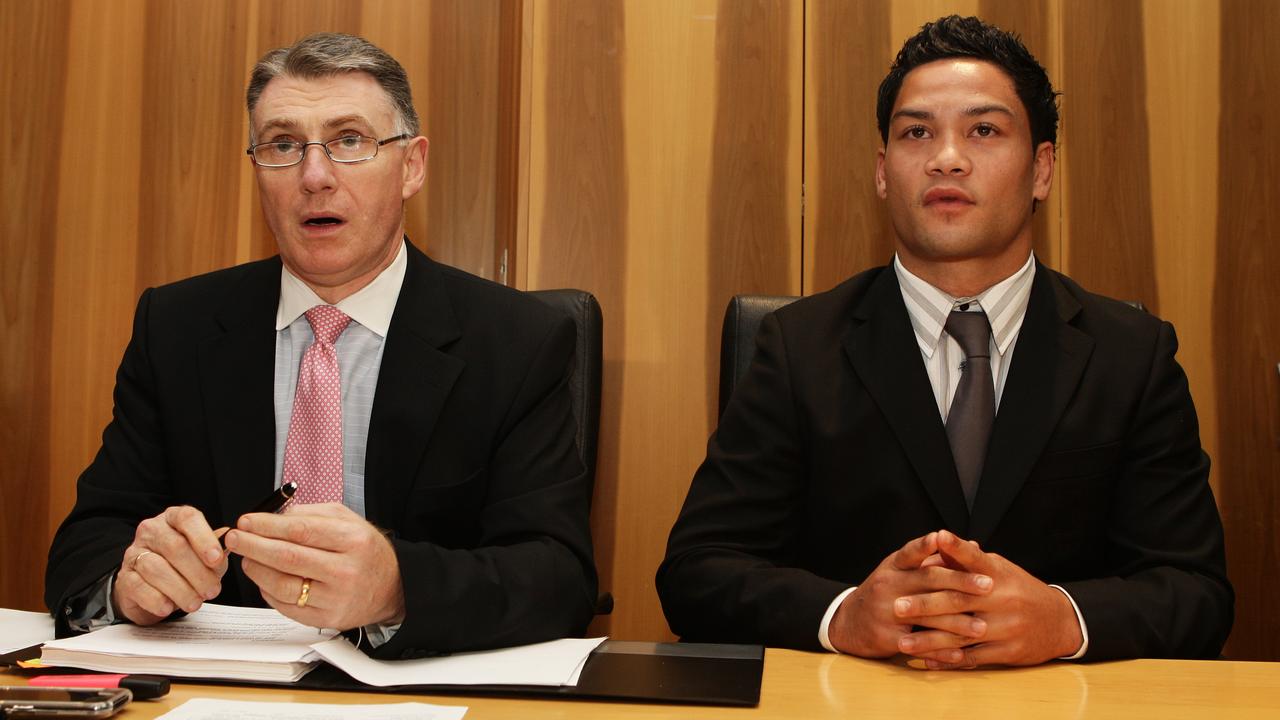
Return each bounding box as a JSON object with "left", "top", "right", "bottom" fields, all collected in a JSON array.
[{"left": 282, "top": 305, "right": 352, "bottom": 506}]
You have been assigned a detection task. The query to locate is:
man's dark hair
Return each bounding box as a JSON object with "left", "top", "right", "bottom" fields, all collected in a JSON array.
[{"left": 876, "top": 15, "right": 1060, "bottom": 149}]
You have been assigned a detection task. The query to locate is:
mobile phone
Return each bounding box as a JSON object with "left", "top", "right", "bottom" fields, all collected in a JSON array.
[{"left": 0, "top": 686, "right": 130, "bottom": 718}]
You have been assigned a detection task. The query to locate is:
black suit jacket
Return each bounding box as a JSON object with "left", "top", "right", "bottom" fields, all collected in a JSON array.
[
  {"left": 46, "top": 243, "right": 597, "bottom": 659},
  {"left": 658, "top": 263, "right": 1232, "bottom": 661}
]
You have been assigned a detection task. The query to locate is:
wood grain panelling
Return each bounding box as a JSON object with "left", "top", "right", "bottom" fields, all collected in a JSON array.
[
  {"left": 48, "top": 0, "right": 147, "bottom": 543},
  {"left": 357, "top": 0, "right": 432, "bottom": 260},
  {"left": 1216, "top": 0, "right": 1280, "bottom": 662},
  {"left": 423, "top": 1, "right": 501, "bottom": 277},
  {"left": 979, "top": 0, "right": 1056, "bottom": 267},
  {"left": 706, "top": 0, "right": 801, "bottom": 412},
  {"left": 1061, "top": 1, "right": 1158, "bottom": 311},
  {"left": 0, "top": 0, "right": 70, "bottom": 612},
  {"left": 1142, "top": 0, "right": 1220, "bottom": 484},
  {"left": 139, "top": 0, "right": 249, "bottom": 288},
  {"left": 529, "top": 0, "right": 628, "bottom": 637},
  {"left": 804, "top": 0, "right": 894, "bottom": 294}
]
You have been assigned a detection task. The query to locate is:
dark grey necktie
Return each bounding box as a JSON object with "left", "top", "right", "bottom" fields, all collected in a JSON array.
[{"left": 944, "top": 310, "right": 994, "bottom": 510}]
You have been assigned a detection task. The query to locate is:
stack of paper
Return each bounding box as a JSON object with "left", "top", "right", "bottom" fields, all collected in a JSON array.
[
  {"left": 313, "top": 635, "right": 606, "bottom": 687},
  {"left": 40, "top": 604, "right": 337, "bottom": 682},
  {"left": 0, "top": 608, "right": 56, "bottom": 655}
]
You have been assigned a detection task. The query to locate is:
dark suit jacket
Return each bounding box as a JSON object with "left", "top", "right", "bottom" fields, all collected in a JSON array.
[
  {"left": 46, "top": 242, "right": 597, "bottom": 659},
  {"left": 658, "top": 263, "right": 1232, "bottom": 661}
]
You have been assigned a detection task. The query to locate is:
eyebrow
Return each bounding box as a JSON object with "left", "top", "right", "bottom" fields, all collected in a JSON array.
[
  {"left": 890, "top": 104, "right": 1016, "bottom": 124},
  {"left": 256, "top": 114, "right": 376, "bottom": 136}
]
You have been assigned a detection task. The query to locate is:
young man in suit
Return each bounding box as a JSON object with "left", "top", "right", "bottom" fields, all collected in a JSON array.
[
  {"left": 46, "top": 33, "right": 597, "bottom": 659},
  {"left": 658, "top": 15, "right": 1231, "bottom": 668}
]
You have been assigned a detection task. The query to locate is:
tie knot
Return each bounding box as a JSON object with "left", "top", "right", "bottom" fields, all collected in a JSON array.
[
  {"left": 945, "top": 310, "right": 991, "bottom": 359},
  {"left": 304, "top": 305, "right": 351, "bottom": 345}
]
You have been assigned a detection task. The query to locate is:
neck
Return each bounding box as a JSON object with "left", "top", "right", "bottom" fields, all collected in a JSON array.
[
  {"left": 297, "top": 233, "right": 404, "bottom": 305},
  {"left": 897, "top": 244, "right": 1032, "bottom": 298}
]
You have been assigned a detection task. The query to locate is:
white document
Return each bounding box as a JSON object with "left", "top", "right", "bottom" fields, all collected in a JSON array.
[
  {"left": 312, "top": 635, "right": 607, "bottom": 687},
  {"left": 156, "top": 698, "right": 467, "bottom": 720},
  {"left": 0, "top": 607, "right": 56, "bottom": 654},
  {"left": 41, "top": 604, "right": 337, "bottom": 681}
]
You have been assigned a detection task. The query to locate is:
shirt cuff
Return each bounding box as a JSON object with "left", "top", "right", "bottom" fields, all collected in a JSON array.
[
  {"left": 64, "top": 571, "right": 120, "bottom": 633},
  {"left": 818, "top": 586, "right": 858, "bottom": 652},
  {"left": 1048, "top": 584, "right": 1089, "bottom": 660},
  {"left": 362, "top": 621, "right": 402, "bottom": 648}
]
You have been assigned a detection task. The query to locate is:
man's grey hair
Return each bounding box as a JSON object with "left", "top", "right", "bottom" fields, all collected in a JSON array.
[{"left": 246, "top": 32, "right": 420, "bottom": 142}]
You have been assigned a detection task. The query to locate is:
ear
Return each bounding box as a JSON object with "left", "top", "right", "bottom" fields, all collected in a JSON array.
[
  {"left": 875, "top": 147, "right": 888, "bottom": 199},
  {"left": 401, "top": 136, "right": 429, "bottom": 200},
  {"left": 1032, "top": 141, "right": 1054, "bottom": 202}
]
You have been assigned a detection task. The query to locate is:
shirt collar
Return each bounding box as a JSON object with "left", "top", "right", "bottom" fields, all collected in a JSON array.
[
  {"left": 275, "top": 239, "right": 407, "bottom": 336},
  {"left": 893, "top": 252, "right": 1036, "bottom": 359}
]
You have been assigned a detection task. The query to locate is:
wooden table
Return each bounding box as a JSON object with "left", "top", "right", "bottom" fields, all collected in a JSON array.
[{"left": 5, "top": 650, "right": 1278, "bottom": 719}]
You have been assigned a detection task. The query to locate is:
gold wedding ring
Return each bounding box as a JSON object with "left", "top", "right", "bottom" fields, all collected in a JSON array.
[
  {"left": 130, "top": 550, "right": 154, "bottom": 571},
  {"left": 296, "top": 578, "right": 312, "bottom": 608}
]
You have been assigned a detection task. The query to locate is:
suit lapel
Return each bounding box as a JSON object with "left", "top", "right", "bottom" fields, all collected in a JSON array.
[
  {"left": 843, "top": 269, "right": 971, "bottom": 534},
  {"left": 199, "top": 261, "right": 280, "bottom": 522},
  {"left": 363, "top": 244, "right": 464, "bottom": 528},
  {"left": 968, "top": 267, "right": 1093, "bottom": 542},
  {"left": 198, "top": 260, "right": 280, "bottom": 604}
]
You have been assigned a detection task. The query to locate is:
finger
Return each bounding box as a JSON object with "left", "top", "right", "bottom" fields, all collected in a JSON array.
[
  {"left": 123, "top": 551, "right": 205, "bottom": 615},
  {"left": 895, "top": 589, "right": 983, "bottom": 619},
  {"left": 146, "top": 511, "right": 223, "bottom": 600},
  {"left": 282, "top": 502, "right": 356, "bottom": 519},
  {"left": 224, "top": 528, "right": 333, "bottom": 579},
  {"left": 902, "top": 611, "right": 988, "bottom": 639},
  {"left": 898, "top": 620, "right": 987, "bottom": 656},
  {"left": 114, "top": 568, "right": 176, "bottom": 621},
  {"left": 259, "top": 589, "right": 334, "bottom": 630},
  {"left": 241, "top": 557, "right": 324, "bottom": 610},
  {"left": 891, "top": 532, "right": 940, "bottom": 571},
  {"left": 164, "top": 506, "right": 228, "bottom": 569},
  {"left": 235, "top": 511, "right": 359, "bottom": 552},
  {"left": 922, "top": 644, "right": 989, "bottom": 670},
  {"left": 912, "top": 564, "right": 994, "bottom": 596},
  {"left": 935, "top": 530, "right": 993, "bottom": 573}
]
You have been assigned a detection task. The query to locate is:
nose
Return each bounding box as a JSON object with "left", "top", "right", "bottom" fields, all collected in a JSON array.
[
  {"left": 298, "top": 144, "right": 337, "bottom": 194},
  {"left": 925, "top": 132, "right": 971, "bottom": 176}
]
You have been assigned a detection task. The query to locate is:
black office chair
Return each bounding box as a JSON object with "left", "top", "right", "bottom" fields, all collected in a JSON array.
[
  {"left": 528, "top": 289, "right": 611, "bottom": 615},
  {"left": 718, "top": 295, "right": 799, "bottom": 419},
  {"left": 718, "top": 294, "right": 1150, "bottom": 418}
]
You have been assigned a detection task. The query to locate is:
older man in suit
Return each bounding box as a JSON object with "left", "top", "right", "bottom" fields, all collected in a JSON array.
[
  {"left": 46, "top": 33, "right": 597, "bottom": 659},
  {"left": 658, "top": 16, "right": 1231, "bottom": 668}
]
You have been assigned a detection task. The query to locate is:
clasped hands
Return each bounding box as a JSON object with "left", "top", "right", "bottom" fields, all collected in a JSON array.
[
  {"left": 113, "top": 503, "right": 404, "bottom": 631},
  {"left": 828, "top": 530, "right": 1083, "bottom": 669}
]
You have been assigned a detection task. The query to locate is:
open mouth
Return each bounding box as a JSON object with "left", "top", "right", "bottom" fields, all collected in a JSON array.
[{"left": 304, "top": 216, "right": 344, "bottom": 226}]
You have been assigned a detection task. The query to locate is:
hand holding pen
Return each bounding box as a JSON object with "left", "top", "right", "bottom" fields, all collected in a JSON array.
[{"left": 111, "top": 482, "right": 298, "bottom": 627}]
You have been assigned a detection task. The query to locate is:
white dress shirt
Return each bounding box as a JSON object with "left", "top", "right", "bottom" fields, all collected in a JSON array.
[{"left": 817, "top": 254, "right": 1089, "bottom": 660}]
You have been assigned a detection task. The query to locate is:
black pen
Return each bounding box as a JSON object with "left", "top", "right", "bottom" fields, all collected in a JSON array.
[{"left": 215, "top": 481, "right": 297, "bottom": 547}]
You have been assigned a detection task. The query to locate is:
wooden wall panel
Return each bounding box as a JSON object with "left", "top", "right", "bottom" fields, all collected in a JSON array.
[
  {"left": 0, "top": 0, "right": 70, "bottom": 612},
  {"left": 804, "top": 0, "right": 894, "bottom": 295},
  {"left": 1215, "top": 0, "right": 1280, "bottom": 662},
  {"left": 529, "top": 0, "right": 629, "bottom": 637},
  {"left": 527, "top": 0, "right": 802, "bottom": 641},
  {"left": 1061, "top": 0, "right": 1158, "bottom": 310},
  {"left": 422, "top": 1, "right": 501, "bottom": 277},
  {"left": 48, "top": 0, "right": 147, "bottom": 545},
  {"left": 706, "top": 0, "right": 801, "bottom": 408},
  {"left": 1141, "top": 0, "right": 1220, "bottom": 483},
  {"left": 139, "top": 0, "right": 249, "bottom": 288}
]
